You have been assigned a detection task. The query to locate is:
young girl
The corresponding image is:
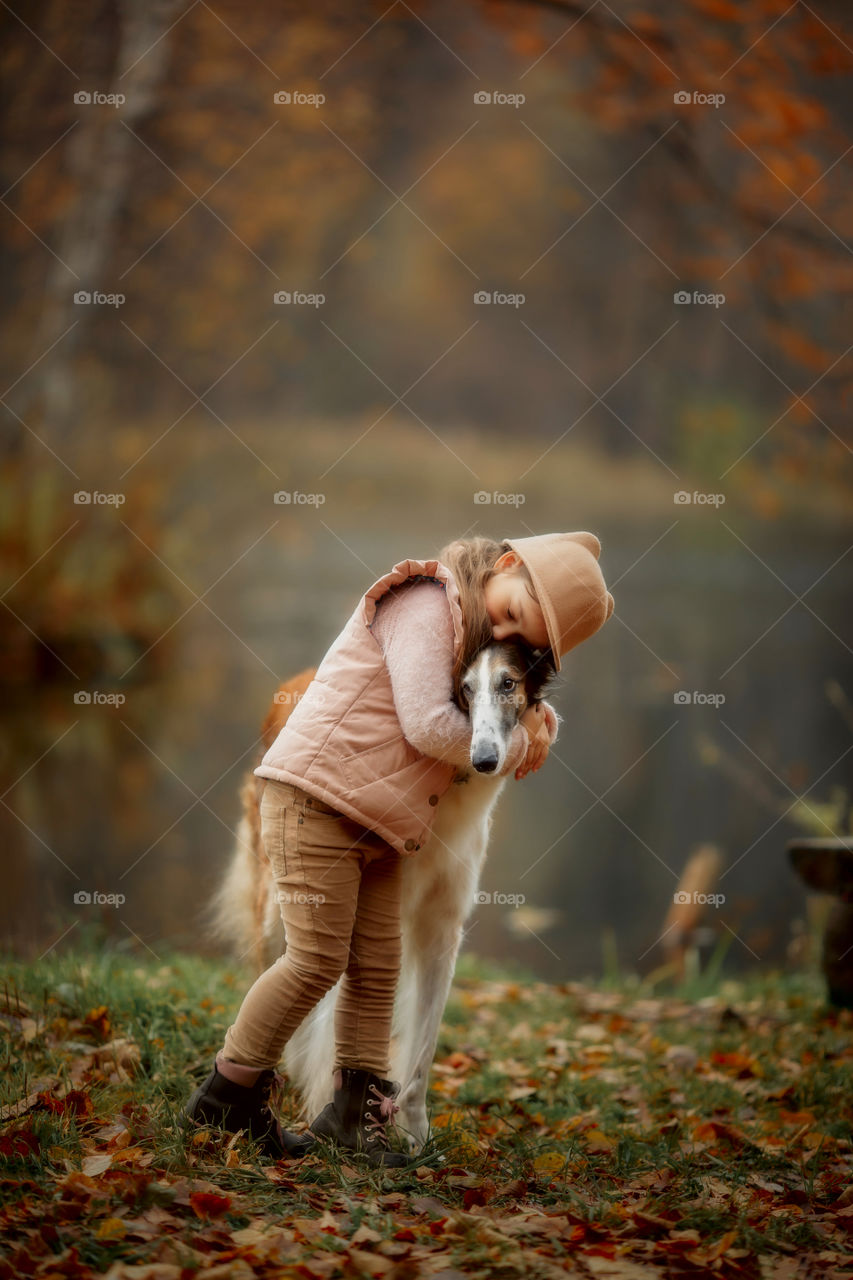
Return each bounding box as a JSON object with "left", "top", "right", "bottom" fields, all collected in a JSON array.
[{"left": 183, "top": 531, "right": 613, "bottom": 1167}]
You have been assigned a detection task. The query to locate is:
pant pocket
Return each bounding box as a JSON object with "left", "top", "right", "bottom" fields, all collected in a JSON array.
[{"left": 261, "top": 797, "right": 301, "bottom": 879}]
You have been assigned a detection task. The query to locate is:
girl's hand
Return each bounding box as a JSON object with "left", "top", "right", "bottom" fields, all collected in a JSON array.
[{"left": 515, "top": 702, "right": 550, "bottom": 780}]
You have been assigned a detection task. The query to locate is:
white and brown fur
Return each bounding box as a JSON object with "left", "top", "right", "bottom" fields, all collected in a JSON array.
[{"left": 204, "top": 640, "right": 555, "bottom": 1149}]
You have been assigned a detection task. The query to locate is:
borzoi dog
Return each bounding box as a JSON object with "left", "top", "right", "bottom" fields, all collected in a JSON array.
[{"left": 205, "top": 639, "right": 555, "bottom": 1150}]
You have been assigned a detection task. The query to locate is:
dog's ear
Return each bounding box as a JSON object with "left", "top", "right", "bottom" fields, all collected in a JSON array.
[{"left": 518, "top": 642, "right": 556, "bottom": 704}]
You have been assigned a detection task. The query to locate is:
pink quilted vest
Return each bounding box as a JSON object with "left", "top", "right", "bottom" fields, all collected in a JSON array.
[{"left": 254, "top": 558, "right": 466, "bottom": 856}]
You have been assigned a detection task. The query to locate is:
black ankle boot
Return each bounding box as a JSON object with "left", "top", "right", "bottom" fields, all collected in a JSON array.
[
  {"left": 181, "top": 1061, "right": 316, "bottom": 1160},
  {"left": 309, "top": 1067, "right": 411, "bottom": 1168}
]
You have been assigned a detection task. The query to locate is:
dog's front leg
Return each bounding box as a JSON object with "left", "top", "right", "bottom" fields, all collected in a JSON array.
[{"left": 393, "top": 918, "right": 464, "bottom": 1149}]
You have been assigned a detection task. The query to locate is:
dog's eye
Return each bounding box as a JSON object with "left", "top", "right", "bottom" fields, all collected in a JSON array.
[
  {"left": 502, "top": 677, "right": 517, "bottom": 691},
  {"left": 461, "top": 682, "right": 472, "bottom": 697}
]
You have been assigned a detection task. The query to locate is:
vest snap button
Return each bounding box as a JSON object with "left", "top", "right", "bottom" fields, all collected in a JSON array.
[
  {"left": 428, "top": 794, "right": 438, "bottom": 805},
  {"left": 404, "top": 838, "right": 415, "bottom": 851}
]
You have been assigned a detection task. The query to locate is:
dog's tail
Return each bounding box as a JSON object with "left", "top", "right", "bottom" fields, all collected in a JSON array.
[
  {"left": 199, "top": 770, "right": 275, "bottom": 973},
  {"left": 284, "top": 983, "right": 341, "bottom": 1118},
  {"left": 200, "top": 667, "right": 318, "bottom": 972}
]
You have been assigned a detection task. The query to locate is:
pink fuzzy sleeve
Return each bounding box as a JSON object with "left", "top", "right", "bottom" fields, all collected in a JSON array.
[{"left": 371, "top": 581, "right": 558, "bottom": 773}]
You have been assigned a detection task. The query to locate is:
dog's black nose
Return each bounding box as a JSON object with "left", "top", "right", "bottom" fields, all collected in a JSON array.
[{"left": 473, "top": 754, "right": 498, "bottom": 773}]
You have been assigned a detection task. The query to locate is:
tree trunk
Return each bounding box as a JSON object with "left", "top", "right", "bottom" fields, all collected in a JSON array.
[{"left": 17, "top": 0, "right": 182, "bottom": 453}]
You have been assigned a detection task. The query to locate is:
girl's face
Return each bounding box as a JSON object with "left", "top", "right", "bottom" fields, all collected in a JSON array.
[{"left": 483, "top": 552, "right": 550, "bottom": 649}]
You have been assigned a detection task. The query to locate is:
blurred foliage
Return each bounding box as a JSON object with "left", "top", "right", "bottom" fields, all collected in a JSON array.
[
  {"left": 0, "top": 0, "right": 850, "bottom": 481},
  {"left": 0, "top": 461, "right": 178, "bottom": 690}
]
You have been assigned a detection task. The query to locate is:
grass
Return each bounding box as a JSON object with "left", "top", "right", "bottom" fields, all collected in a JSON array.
[{"left": 1, "top": 928, "right": 852, "bottom": 1278}]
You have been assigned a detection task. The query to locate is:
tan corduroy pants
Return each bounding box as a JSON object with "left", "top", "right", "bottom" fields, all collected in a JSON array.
[{"left": 221, "top": 779, "right": 402, "bottom": 1076}]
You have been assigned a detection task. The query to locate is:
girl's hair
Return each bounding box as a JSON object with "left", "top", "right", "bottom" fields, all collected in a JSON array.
[{"left": 437, "top": 535, "right": 555, "bottom": 704}]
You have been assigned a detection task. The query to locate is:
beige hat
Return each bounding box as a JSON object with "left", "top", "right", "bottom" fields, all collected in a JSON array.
[{"left": 503, "top": 531, "right": 614, "bottom": 671}]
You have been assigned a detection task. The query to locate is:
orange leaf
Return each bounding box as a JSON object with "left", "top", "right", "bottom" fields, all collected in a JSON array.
[
  {"left": 583, "top": 1128, "right": 617, "bottom": 1153},
  {"left": 83, "top": 1006, "right": 112, "bottom": 1040},
  {"left": 691, "top": 1120, "right": 754, "bottom": 1150},
  {"left": 779, "top": 1108, "right": 816, "bottom": 1126},
  {"left": 710, "top": 1050, "right": 762, "bottom": 1078}
]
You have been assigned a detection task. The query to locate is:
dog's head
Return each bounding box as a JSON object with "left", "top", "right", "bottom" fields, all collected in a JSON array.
[
  {"left": 455, "top": 639, "right": 557, "bottom": 774},
  {"left": 455, "top": 638, "right": 556, "bottom": 717}
]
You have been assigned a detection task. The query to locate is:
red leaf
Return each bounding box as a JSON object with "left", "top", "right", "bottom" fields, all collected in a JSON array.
[
  {"left": 0, "top": 1126, "right": 40, "bottom": 1158},
  {"left": 463, "top": 1179, "right": 497, "bottom": 1209},
  {"left": 38, "top": 1089, "right": 93, "bottom": 1118},
  {"left": 190, "top": 1191, "right": 231, "bottom": 1218}
]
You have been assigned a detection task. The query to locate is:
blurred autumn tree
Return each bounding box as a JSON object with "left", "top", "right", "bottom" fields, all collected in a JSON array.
[
  {"left": 1, "top": 0, "right": 850, "bottom": 456},
  {"left": 0, "top": 0, "right": 850, "bottom": 685}
]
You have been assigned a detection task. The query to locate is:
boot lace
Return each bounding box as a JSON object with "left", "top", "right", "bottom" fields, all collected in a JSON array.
[
  {"left": 258, "top": 1067, "right": 286, "bottom": 1110},
  {"left": 364, "top": 1082, "right": 399, "bottom": 1138}
]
